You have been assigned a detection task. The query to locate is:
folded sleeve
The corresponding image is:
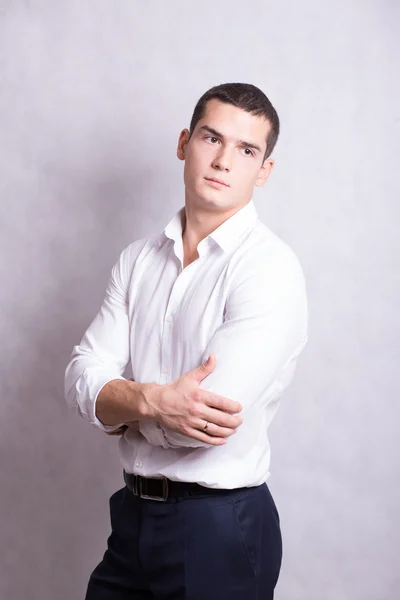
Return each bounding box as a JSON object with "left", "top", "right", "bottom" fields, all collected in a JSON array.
[
  {"left": 64, "top": 245, "right": 134, "bottom": 432},
  {"left": 138, "top": 419, "right": 171, "bottom": 448},
  {"left": 160, "top": 247, "right": 309, "bottom": 449}
]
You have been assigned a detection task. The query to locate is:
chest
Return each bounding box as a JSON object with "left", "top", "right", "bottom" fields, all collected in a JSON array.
[{"left": 128, "top": 249, "right": 230, "bottom": 358}]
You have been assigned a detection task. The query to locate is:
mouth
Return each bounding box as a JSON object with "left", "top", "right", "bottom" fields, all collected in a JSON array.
[{"left": 204, "top": 177, "right": 230, "bottom": 188}]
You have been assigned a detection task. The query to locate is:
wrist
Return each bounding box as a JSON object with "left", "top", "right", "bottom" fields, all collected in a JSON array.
[{"left": 137, "top": 382, "right": 161, "bottom": 420}]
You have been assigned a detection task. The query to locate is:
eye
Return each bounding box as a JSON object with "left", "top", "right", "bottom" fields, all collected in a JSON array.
[
  {"left": 205, "top": 135, "right": 219, "bottom": 144},
  {"left": 242, "top": 147, "right": 254, "bottom": 157}
]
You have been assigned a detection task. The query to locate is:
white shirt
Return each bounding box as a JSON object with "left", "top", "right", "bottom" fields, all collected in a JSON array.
[{"left": 64, "top": 199, "right": 308, "bottom": 489}]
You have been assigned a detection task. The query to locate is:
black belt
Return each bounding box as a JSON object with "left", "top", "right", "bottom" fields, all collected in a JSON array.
[{"left": 123, "top": 470, "right": 245, "bottom": 502}]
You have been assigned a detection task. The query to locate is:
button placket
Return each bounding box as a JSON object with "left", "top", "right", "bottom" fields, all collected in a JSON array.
[{"left": 159, "top": 267, "right": 194, "bottom": 383}]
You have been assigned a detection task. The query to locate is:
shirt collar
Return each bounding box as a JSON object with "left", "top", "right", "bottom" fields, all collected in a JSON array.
[{"left": 159, "top": 198, "right": 259, "bottom": 253}]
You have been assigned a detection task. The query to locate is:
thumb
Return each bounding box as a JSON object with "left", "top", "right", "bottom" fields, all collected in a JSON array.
[{"left": 189, "top": 352, "right": 216, "bottom": 383}]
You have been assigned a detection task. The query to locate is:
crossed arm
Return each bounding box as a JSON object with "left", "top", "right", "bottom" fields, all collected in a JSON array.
[
  {"left": 104, "top": 395, "right": 140, "bottom": 436},
  {"left": 98, "top": 249, "right": 308, "bottom": 448}
]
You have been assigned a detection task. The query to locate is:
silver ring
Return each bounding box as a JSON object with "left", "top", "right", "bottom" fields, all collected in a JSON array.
[{"left": 203, "top": 421, "right": 209, "bottom": 431}]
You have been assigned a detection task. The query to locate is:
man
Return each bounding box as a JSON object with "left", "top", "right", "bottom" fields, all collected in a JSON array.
[{"left": 65, "top": 82, "right": 308, "bottom": 599}]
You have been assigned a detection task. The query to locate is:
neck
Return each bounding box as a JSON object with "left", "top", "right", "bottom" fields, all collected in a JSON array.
[{"left": 182, "top": 197, "right": 248, "bottom": 256}]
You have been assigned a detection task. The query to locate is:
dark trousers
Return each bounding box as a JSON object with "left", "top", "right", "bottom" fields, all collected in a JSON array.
[{"left": 85, "top": 481, "right": 282, "bottom": 599}]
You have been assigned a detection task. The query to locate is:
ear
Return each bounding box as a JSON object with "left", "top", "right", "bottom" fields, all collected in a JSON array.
[
  {"left": 177, "top": 129, "right": 190, "bottom": 161},
  {"left": 255, "top": 158, "right": 275, "bottom": 188}
]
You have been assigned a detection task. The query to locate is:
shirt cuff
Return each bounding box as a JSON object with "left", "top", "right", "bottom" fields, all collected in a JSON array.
[
  {"left": 139, "top": 419, "right": 170, "bottom": 448},
  {"left": 90, "top": 373, "right": 128, "bottom": 432}
]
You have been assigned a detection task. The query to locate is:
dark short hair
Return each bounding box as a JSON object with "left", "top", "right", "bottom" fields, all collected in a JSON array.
[{"left": 189, "top": 82, "right": 280, "bottom": 161}]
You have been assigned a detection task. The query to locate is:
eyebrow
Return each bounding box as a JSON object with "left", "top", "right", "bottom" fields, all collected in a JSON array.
[{"left": 199, "top": 124, "right": 263, "bottom": 153}]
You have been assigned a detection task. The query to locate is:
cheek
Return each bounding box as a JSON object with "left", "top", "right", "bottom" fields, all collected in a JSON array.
[
  {"left": 242, "top": 160, "right": 261, "bottom": 178},
  {"left": 190, "top": 151, "right": 210, "bottom": 176},
  {"left": 183, "top": 155, "right": 203, "bottom": 185},
  {"left": 192, "top": 142, "right": 216, "bottom": 164},
  {"left": 236, "top": 166, "right": 259, "bottom": 189}
]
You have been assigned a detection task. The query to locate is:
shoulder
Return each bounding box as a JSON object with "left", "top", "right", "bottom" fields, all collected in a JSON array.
[
  {"left": 113, "top": 232, "right": 160, "bottom": 282},
  {"left": 119, "top": 233, "right": 158, "bottom": 262},
  {"left": 232, "top": 221, "right": 306, "bottom": 290},
  {"left": 226, "top": 224, "right": 308, "bottom": 322},
  {"left": 121, "top": 231, "right": 162, "bottom": 262}
]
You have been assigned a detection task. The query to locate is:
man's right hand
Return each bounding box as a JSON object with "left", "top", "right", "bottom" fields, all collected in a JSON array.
[{"left": 142, "top": 353, "right": 243, "bottom": 446}]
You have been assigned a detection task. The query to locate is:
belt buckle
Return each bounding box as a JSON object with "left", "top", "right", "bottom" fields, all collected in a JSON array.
[
  {"left": 139, "top": 476, "right": 169, "bottom": 501},
  {"left": 126, "top": 473, "right": 140, "bottom": 496}
]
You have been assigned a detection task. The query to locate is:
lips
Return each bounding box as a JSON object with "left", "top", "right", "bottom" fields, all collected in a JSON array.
[{"left": 205, "top": 177, "right": 229, "bottom": 187}]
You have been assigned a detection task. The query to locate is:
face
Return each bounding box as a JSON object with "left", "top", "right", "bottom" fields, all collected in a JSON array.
[{"left": 177, "top": 98, "right": 274, "bottom": 213}]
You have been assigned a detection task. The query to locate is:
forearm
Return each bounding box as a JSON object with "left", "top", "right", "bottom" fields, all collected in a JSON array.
[{"left": 96, "top": 378, "right": 157, "bottom": 426}]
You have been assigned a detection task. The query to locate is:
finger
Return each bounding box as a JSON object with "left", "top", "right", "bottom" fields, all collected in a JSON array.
[
  {"left": 126, "top": 421, "right": 140, "bottom": 431},
  {"left": 184, "top": 428, "right": 228, "bottom": 446},
  {"left": 197, "top": 406, "right": 243, "bottom": 429},
  {"left": 202, "top": 392, "right": 243, "bottom": 414},
  {"left": 192, "top": 419, "right": 238, "bottom": 439}
]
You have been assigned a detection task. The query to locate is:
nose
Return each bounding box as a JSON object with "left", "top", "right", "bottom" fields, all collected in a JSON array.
[{"left": 212, "top": 146, "right": 232, "bottom": 172}]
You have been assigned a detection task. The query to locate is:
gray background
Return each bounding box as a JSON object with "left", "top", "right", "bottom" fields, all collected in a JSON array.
[{"left": 0, "top": 1, "right": 398, "bottom": 599}]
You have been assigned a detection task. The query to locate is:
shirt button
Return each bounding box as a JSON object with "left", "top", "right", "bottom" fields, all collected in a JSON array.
[
  {"left": 136, "top": 461, "right": 143, "bottom": 468},
  {"left": 165, "top": 315, "right": 172, "bottom": 323},
  {"left": 161, "top": 366, "right": 168, "bottom": 373}
]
